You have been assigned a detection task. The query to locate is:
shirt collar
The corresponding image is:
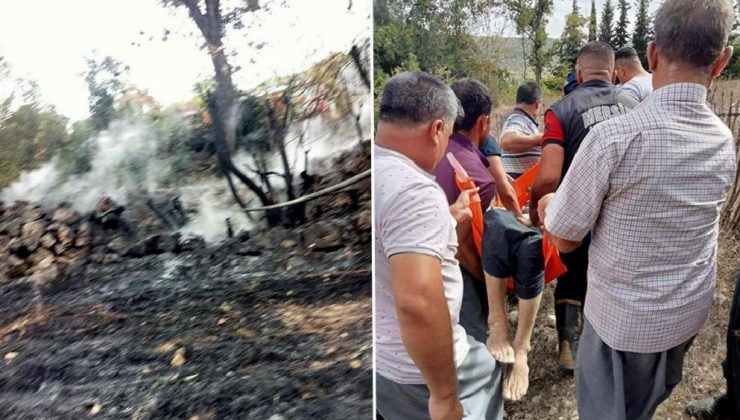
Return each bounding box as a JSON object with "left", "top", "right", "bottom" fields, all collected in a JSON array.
[
  {"left": 580, "top": 79, "right": 612, "bottom": 89},
  {"left": 649, "top": 82, "right": 707, "bottom": 105},
  {"left": 514, "top": 107, "right": 538, "bottom": 126},
  {"left": 449, "top": 131, "right": 475, "bottom": 149},
  {"left": 449, "top": 131, "right": 490, "bottom": 167},
  {"left": 374, "top": 144, "right": 436, "bottom": 180}
]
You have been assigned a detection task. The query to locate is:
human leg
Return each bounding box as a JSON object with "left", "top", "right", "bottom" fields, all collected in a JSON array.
[
  {"left": 458, "top": 267, "right": 490, "bottom": 345},
  {"left": 577, "top": 319, "right": 694, "bottom": 420},
  {"left": 554, "top": 234, "right": 590, "bottom": 372},
  {"left": 484, "top": 272, "right": 514, "bottom": 363},
  {"left": 503, "top": 234, "right": 544, "bottom": 400},
  {"left": 376, "top": 374, "right": 433, "bottom": 420}
]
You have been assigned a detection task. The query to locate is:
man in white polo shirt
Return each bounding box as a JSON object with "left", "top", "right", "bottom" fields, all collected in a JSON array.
[
  {"left": 375, "top": 71, "right": 503, "bottom": 420},
  {"left": 615, "top": 46, "right": 653, "bottom": 102}
]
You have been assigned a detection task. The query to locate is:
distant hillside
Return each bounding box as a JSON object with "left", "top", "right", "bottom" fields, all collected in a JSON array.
[{"left": 475, "top": 36, "right": 558, "bottom": 83}]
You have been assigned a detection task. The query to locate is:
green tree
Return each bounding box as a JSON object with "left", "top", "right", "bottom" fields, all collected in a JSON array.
[
  {"left": 614, "top": 0, "right": 630, "bottom": 49},
  {"left": 374, "top": 0, "right": 497, "bottom": 79},
  {"left": 632, "top": 0, "right": 652, "bottom": 69},
  {"left": 83, "top": 56, "right": 126, "bottom": 132},
  {"left": 58, "top": 120, "right": 94, "bottom": 176},
  {"left": 552, "top": 0, "right": 585, "bottom": 79},
  {"left": 0, "top": 104, "right": 69, "bottom": 186},
  {"left": 721, "top": 0, "right": 740, "bottom": 78},
  {"left": 504, "top": 0, "right": 554, "bottom": 84},
  {"left": 160, "top": 0, "right": 283, "bottom": 224},
  {"left": 599, "top": 0, "right": 615, "bottom": 46},
  {"left": 588, "top": 0, "right": 598, "bottom": 41}
]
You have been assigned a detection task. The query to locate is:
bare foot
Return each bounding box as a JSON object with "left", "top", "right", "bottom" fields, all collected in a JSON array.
[
  {"left": 486, "top": 323, "right": 515, "bottom": 364},
  {"left": 503, "top": 351, "right": 530, "bottom": 401}
]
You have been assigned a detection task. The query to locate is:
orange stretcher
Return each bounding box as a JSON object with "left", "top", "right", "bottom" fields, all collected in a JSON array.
[
  {"left": 446, "top": 155, "right": 567, "bottom": 290},
  {"left": 447, "top": 153, "right": 484, "bottom": 255}
]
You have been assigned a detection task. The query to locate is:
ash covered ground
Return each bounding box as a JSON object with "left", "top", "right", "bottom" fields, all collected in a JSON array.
[{"left": 0, "top": 146, "right": 371, "bottom": 419}]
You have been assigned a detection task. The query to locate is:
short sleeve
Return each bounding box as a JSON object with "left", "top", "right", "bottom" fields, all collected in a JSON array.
[
  {"left": 379, "top": 182, "right": 453, "bottom": 261},
  {"left": 501, "top": 116, "right": 528, "bottom": 136},
  {"left": 542, "top": 110, "right": 565, "bottom": 147},
  {"left": 479, "top": 135, "right": 502, "bottom": 157},
  {"left": 619, "top": 82, "right": 641, "bottom": 104},
  {"left": 545, "top": 126, "right": 618, "bottom": 241}
]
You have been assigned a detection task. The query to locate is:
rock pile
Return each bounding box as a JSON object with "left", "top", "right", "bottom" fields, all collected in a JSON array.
[{"left": 0, "top": 198, "right": 206, "bottom": 284}]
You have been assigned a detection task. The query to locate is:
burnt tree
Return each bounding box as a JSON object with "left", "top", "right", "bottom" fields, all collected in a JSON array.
[{"left": 161, "top": 0, "right": 282, "bottom": 226}]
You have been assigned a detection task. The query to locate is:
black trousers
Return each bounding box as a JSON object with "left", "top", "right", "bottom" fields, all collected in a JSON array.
[
  {"left": 723, "top": 266, "right": 740, "bottom": 414},
  {"left": 554, "top": 234, "right": 591, "bottom": 305}
]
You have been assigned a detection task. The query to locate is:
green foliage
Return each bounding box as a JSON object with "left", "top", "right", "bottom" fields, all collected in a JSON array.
[
  {"left": 599, "top": 0, "right": 615, "bottom": 46},
  {"left": 719, "top": 0, "right": 740, "bottom": 79},
  {"left": 0, "top": 104, "right": 69, "bottom": 186},
  {"left": 614, "top": 0, "right": 631, "bottom": 49},
  {"left": 542, "top": 74, "right": 565, "bottom": 94},
  {"left": 632, "top": 0, "right": 652, "bottom": 69},
  {"left": 374, "top": 0, "right": 495, "bottom": 79},
  {"left": 504, "top": 0, "right": 554, "bottom": 83},
  {"left": 550, "top": 2, "right": 585, "bottom": 81},
  {"left": 236, "top": 94, "right": 270, "bottom": 154},
  {"left": 84, "top": 56, "right": 127, "bottom": 132},
  {"left": 374, "top": 0, "right": 506, "bottom": 119},
  {"left": 58, "top": 120, "right": 94, "bottom": 176},
  {"left": 588, "top": 0, "right": 598, "bottom": 41},
  {"left": 722, "top": 33, "right": 740, "bottom": 79}
]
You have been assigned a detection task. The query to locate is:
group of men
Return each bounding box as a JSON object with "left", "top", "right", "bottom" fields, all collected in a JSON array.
[{"left": 375, "top": 0, "right": 738, "bottom": 419}]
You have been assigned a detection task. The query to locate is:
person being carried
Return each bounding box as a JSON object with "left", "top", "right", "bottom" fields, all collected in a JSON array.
[
  {"left": 375, "top": 71, "right": 503, "bottom": 420},
  {"left": 434, "top": 78, "right": 523, "bottom": 344},
  {"left": 498, "top": 82, "right": 544, "bottom": 180},
  {"left": 529, "top": 41, "right": 638, "bottom": 373},
  {"left": 539, "top": 1, "right": 736, "bottom": 417},
  {"left": 481, "top": 207, "right": 544, "bottom": 401},
  {"left": 615, "top": 46, "right": 653, "bottom": 102},
  {"left": 434, "top": 78, "right": 542, "bottom": 402}
]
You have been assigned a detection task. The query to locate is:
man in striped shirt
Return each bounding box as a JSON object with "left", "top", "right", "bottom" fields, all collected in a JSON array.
[
  {"left": 499, "top": 83, "right": 544, "bottom": 179},
  {"left": 539, "top": 0, "right": 737, "bottom": 417}
]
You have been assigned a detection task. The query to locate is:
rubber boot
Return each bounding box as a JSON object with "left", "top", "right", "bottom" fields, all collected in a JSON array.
[{"left": 555, "top": 300, "right": 582, "bottom": 373}]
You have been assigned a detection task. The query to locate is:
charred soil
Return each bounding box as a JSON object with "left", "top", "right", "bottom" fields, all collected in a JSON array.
[{"left": 0, "top": 146, "right": 372, "bottom": 419}]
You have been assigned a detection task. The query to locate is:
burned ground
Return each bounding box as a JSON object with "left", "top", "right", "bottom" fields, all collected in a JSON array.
[
  {"left": 0, "top": 145, "right": 372, "bottom": 419},
  {"left": 0, "top": 236, "right": 371, "bottom": 419}
]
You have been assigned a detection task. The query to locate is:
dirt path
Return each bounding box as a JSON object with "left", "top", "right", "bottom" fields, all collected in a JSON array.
[
  {"left": 505, "top": 233, "right": 740, "bottom": 419},
  {"left": 0, "top": 245, "right": 371, "bottom": 419}
]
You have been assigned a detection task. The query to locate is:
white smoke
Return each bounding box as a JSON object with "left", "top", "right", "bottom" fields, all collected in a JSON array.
[
  {"left": 3, "top": 118, "right": 170, "bottom": 210},
  {"left": 1, "top": 56, "right": 371, "bottom": 243},
  {"left": 177, "top": 180, "right": 252, "bottom": 242}
]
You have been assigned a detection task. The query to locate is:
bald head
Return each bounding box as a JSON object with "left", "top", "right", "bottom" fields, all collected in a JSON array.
[{"left": 576, "top": 41, "right": 615, "bottom": 83}]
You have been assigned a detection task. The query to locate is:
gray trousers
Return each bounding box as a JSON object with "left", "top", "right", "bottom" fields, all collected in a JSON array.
[
  {"left": 459, "top": 268, "right": 489, "bottom": 344},
  {"left": 577, "top": 319, "right": 694, "bottom": 420},
  {"left": 376, "top": 335, "right": 503, "bottom": 420}
]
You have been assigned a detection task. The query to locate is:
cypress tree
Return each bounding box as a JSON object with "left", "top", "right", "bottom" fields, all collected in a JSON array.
[
  {"left": 614, "top": 0, "right": 630, "bottom": 49},
  {"left": 588, "top": 0, "right": 598, "bottom": 41},
  {"left": 632, "top": 0, "right": 652, "bottom": 69},
  {"left": 599, "top": 0, "right": 615, "bottom": 46}
]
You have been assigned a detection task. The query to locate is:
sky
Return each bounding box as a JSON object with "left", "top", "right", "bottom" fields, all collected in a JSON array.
[
  {"left": 0, "top": 0, "right": 371, "bottom": 122},
  {"left": 546, "top": 0, "right": 661, "bottom": 38}
]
